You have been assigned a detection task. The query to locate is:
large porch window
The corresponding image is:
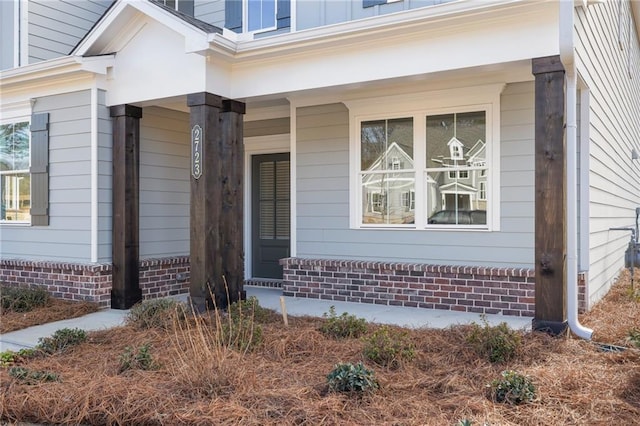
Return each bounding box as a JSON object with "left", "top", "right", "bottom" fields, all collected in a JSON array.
[{"left": 348, "top": 85, "right": 501, "bottom": 230}]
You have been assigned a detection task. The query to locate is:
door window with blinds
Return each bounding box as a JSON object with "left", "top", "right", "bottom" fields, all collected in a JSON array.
[{"left": 252, "top": 153, "right": 290, "bottom": 279}]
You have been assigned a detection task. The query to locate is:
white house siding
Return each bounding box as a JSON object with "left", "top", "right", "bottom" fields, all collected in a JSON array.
[
  {"left": 295, "top": 82, "right": 535, "bottom": 268},
  {"left": 575, "top": 1, "right": 640, "bottom": 305},
  {"left": 1, "top": 90, "right": 93, "bottom": 261},
  {"left": 97, "top": 89, "right": 112, "bottom": 262},
  {"left": 139, "top": 107, "right": 190, "bottom": 259},
  {"left": 194, "top": 0, "right": 225, "bottom": 28},
  {"left": 296, "top": 0, "right": 455, "bottom": 31},
  {"left": 28, "top": 0, "right": 112, "bottom": 63}
]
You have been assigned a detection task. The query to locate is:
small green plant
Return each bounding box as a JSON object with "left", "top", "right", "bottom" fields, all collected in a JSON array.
[
  {"left": 8, "top": 366, "right": 59, "bottom": 384},
  {"left": 227, "top": 296, "right": 274, "bottom": 324},
  {"left": 119, "top": 343, "right": 159, "bottom": 373},
  {"left": 628, "top": 328, "right": 640, "bottom": 348},
  {"left": 37, "top": 328, "right": 87, "bottom": 354},
  {"left": 320, "top": 306, "right": 367, "bottom": 339},
  {"left": 362, "top": 325, "right": 416, "bottom": 368},
  {"left": 327, "top": 362, "right": 378, "bottom": 394},
  {"left": 0, "top": 285, "right": 49, "bottom": 313},
  {"left": 126, "top": 298, "right": 187, "bottom": 330},
  {"left": 220, "top": 318, "right": 263, "bottom": 352},
  {"left": 457, "top": 421, "right": 473, "bottom": 426},
  {"left": 489, "top": 370, "right": 536, "bottom": 405},
  {"left": 466, "top": 317, "right": 522, "bottom": 363},
  {"left": 0, "top": 348, "right": 38, "bottom": 367}
]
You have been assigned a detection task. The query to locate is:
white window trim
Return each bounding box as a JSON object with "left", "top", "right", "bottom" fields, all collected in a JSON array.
[
  {"left": 345, "top": 83, "right": 503, "bottom": 231},
  {"left": 0, "top": 116, "right": 31, "bottom": 225}
]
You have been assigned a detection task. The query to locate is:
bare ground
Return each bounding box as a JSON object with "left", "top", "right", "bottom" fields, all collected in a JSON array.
[{"left": 0, "top": 272, "right": 638, "bottom": 425}]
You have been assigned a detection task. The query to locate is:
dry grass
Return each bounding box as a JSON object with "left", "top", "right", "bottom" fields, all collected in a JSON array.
[
  {"left": 0, "top": 298, "right": 99, "bottom": 334},
  {"left": 1, "top": 274, "right": 639, "bottom": 425}
]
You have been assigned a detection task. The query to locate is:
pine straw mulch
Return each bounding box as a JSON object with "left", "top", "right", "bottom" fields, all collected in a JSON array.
[
  {"left": 0, "top": 298, "right": 100, "bottom": 334},
  {"left": 1, "top": 275, "right": 639, "bottom": 425}
]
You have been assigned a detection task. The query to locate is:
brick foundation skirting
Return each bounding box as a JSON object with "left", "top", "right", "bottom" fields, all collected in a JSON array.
[
  {"left": 0, "top": 257, "right": 190, "bottom": 308},
  {"left": 280, "top": 257, "right": 588, "bottom": 317}
]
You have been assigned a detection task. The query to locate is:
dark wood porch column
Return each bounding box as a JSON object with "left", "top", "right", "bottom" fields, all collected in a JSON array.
[
  {"left": 532, "top": 55, "right": 567, "bottom": 335},
  {"left": 187, "top": 93, "right": 246, "bottom": 310},
  {"left": 110, "top": 104, "right": 143, "bottom": 309}
]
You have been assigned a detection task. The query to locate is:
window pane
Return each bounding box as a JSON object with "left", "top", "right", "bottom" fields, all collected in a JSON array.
[
  {"left": 1, "top": 173, "right": 30, "bottom": 221},
  {"left": 248, "top": 0, "right": 275, "bottom": 31},
  {"left": 426, "top": 170, "right": 486, "bottom": 225},
  {"left": 361, "top": 118, "right": 413, "bottom": 171},
  {"left": 362, "top": 172, "right": 414, "bottom": 224},
  {"left": 0, "top": 122, "right": 29, "bottom": 171},
  {"left": 426, "top": 111, "right": 487, "bottom": 226}
]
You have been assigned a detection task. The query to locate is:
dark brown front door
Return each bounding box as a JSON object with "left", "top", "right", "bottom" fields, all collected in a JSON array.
[{"left": 252, "top": 153, "right": 290, "bottom": 279}]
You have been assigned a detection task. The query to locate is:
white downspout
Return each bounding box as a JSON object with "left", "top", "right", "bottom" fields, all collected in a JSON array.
[{"left": 559, "top": 0, "right": 593, "bottom": 340}]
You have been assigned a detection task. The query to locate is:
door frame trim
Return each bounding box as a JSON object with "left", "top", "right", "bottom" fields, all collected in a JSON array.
[{"left": 244, "top": 134, "right": 290, "bottom": 280}]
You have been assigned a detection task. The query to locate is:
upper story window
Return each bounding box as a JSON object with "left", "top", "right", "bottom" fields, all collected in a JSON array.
[
  {"left": 363, "top": 0, "right": 403, "bottom": 7},
  {"left": 0, "top": 121, "right": 30, "bottom": 223},
  {"left": 154, "top": 0, "right": 194, "bottom": 16},
  {"left": 347, "top": 85, "right": 502, "bottom": 230},
  {"left": 226, "top": 0, "right": 290, "bottom": 34}
]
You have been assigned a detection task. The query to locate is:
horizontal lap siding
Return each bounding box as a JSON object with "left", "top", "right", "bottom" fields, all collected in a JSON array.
[
  {"left": 97, "top": 90, "right": 112, "bottom": 262},
  {"left": 575, "top": 1, "right": 640, "bottom": 304},
  {"left": 194, "top": 0, "right": 225, "bottom": 28},
  {"left": 296, "top": 0, "right": 453, "bottom": 31},
  {"left": 1, "top": 90, "right": 93, "bottom": 261},
  {"left": 28, "top": 0, "right": 112, "bottom": 63},
  {"left": 295, "top": 85, "right": 535, "bottom": 267},
  {"left": 139, "top": 107, "right": 190, "bottom": 258}
]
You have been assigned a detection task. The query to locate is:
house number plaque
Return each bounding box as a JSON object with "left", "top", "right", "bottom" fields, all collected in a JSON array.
[{"left": 191, "top": 124, "right": 202, "bottom": 179}]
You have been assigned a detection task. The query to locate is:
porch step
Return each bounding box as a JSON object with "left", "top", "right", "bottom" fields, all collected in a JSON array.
[{"left": 245, "top": 278, "right": 283, "bottom": 289}]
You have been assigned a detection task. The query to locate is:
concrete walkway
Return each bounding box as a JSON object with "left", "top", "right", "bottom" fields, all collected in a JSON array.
[{"left": 0, "top": 286, "right": 531, "bottom": 352}]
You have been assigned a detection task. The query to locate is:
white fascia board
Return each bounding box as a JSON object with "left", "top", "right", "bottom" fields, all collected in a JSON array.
[
  {"left": 0, "top": 55, "right": 109, "bottom": 90},
  {"left": 210, "top": 0, "right": 550, "bottom": 61}
]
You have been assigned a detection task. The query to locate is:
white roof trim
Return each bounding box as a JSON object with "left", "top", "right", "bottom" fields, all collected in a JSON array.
[{"left": 73, "top": 0, "right": 210, "bottom": 56}]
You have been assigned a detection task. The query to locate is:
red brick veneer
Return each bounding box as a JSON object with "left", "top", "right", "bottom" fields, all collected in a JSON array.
[
  {"left": 280, "top": 258, "right": 587, "bottom": 317},
  {"left": 1, "top": 257, "right": 190, "bottom": 308}
]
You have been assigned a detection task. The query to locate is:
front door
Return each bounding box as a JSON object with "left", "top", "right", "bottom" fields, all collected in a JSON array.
[{"left": 252, "top": 153, "right": 290, "bottom": 279}]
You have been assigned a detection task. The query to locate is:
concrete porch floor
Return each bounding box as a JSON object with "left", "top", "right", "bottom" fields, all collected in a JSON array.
[{"left": 0, "top": 286, "right": 531, "bottom": 352}]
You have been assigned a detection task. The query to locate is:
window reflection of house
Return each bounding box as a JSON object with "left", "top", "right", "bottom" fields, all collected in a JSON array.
[
  {"left": 429, "top": 136, "right": 487, "bottom": 216},
  {"left": 362, "top": 142, "right": 415, "bottom": 224}
]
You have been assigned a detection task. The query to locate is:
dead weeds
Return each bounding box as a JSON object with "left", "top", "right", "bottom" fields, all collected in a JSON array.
[
  {"left": 1, "top": 274, "right": 639, "bottom": 425},
  {"left": 1, "top": 298, "right": 99, "bottom": 334}
]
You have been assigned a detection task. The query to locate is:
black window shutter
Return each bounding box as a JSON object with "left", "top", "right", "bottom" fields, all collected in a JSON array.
[
  {"left": 225, "top": 0, "right": 242, "bottom": 33},
  {"left": 363, "top": 0, "right": 386, "bottom": 8},
  {"left": 277, "top": 0, "right": 291, "bottom": 29},
  {"left": 30, "top": 113, "right": 49, "bottom": 226}
]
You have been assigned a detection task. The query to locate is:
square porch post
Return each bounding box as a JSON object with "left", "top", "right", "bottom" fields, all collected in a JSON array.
[
  {"left": 110, "top": 104, "right": 143, "bottom": 309},
  {"left": 532, "top": 55, "right": 568, "bottom": 335},
  {"left": 187, "top": 93, "right": 246, "bottom": 310}
]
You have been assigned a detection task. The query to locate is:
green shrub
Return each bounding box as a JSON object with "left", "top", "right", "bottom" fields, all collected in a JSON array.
[
  {"left": 119, "top": 343, "right": 159, "bottom": 373},
  {"left": 466, "top": 318, "right": 522, "bottom": 363},
  {"left": 489, "top": 370, "right": 536, "bottom": 405},
  {"left": 220, "top": 318, "right": 263, "bottom": 353},
  {"left": 362, "top": 325, "right": 416, "bottom": 368},
  {"left": 0, "top": 285, "right": 49, "bottom": 313},
  {"left": 327, "top": 362, "right": 378, "bottom": 394},
  {"left": 37, "top": 328, "right": 87, "bottom": 354},
  {"left": 0, "top": 348, "right": 38, "bottom": 367},
  {"left": 9, "top": 366, "right": 59, "bottom": 384},
  {"left": 227, "top": 296, "right": 274, "bottom": 324},
  {"left": 320, "top": 306, "right": 367, "bottom": 339},
  {"left": 628, "top": 328, "right": 640, "bottom": 348},
  {"left": 126, "top": 298, "right": 187, "bottom": 330}
]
